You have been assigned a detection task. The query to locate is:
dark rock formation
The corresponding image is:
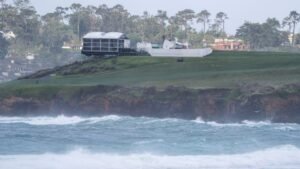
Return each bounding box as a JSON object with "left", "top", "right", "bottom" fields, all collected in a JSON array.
[{"left": 1, "top": 85, "right": 300, "bottom": 123}]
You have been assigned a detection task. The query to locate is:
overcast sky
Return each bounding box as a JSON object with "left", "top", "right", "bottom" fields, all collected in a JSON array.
[{"left": 29, "top": 0, "right": 300, "bottom": 34}]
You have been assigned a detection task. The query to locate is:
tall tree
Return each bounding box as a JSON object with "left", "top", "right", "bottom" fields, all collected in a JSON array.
[
  {"left": 166, "top": 16, "right": 180, "bottom": 40},
  {"left": 96, "top": 4, "right": 130, "bottom": 32},
  {"left": 54, "top": 6, "right": 68, "bottom": 22},
  {"left": 175, "top": 9, "right": 195, "bottom": 41},
  {"left": 283, "top": 11, "right": 300, "bottom": 46},
  {"left": 69, "top": 3, "right": 82, "bottom": 41},
  {"left": 86, "top": 5, "right": 99, "bottom": 31},
  {"left": 216, "top": 12, "right": 228, "bottom": 37},
  {"left": 155, "top": 10, "right": 168, "bottom": 38},
  {"left": 196, "top": 10, "right": 210, "bottom": 33},
  {"left": 282, "top": 17, "right": 292, "bottom": 34}
]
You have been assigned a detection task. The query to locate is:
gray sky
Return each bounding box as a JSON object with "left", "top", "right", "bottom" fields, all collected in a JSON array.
[{"left": 29, "top": 0, "right": 300, "bottom": 34}]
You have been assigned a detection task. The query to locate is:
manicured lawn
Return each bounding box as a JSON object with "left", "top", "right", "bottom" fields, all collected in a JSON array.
[{"left": 2, "top": 51, "right": 300, "bottom": 91}]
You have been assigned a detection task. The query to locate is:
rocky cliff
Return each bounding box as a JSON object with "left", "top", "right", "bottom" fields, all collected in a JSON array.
[{"left": 1, "top": 84, "right": 300, "bottom": 123}]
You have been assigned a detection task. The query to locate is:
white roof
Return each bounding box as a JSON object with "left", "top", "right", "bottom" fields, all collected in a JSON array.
[{"left": 83, "top": 32, "right": 126, "bottom": 39}]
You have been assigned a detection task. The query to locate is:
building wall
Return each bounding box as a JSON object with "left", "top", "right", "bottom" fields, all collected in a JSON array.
[
  {"left": 82, "top": 39, "right": 125, "bottom": 53},
  {"left": 211, "top": 39, "right": 249, "bottom": 51}
]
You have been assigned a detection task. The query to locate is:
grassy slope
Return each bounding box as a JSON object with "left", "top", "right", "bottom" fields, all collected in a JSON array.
[{"left": 1, "top": 51, "right": 300, "bottom": 97}]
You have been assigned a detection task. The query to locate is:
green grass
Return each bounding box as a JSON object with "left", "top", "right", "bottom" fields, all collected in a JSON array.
[{"left": 2, "top": 51, "right": 300, "bottom": 94}]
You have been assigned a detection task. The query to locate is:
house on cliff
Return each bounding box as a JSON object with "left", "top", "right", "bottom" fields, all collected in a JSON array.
[{"left": 81, "top": 32, "right": 132, "bottom": 57}]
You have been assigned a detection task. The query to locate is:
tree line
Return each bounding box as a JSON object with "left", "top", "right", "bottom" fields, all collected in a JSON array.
[
  {"left": 0, "top": 0, "right": 299, "bottom": 59},
  {"left": 236, "top": 11, "right": 300, "bottom": 49}
]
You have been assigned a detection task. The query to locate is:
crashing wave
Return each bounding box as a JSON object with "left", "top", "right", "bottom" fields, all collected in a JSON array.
[
  {"left": 193, "top": 117, "right": 273, "bottom": 127},
  {"left": 0, "top": 145, "right": 299, "bottom": 169},
  {"left": 0, "top": 115, "right": 122, "bottom": 125}
]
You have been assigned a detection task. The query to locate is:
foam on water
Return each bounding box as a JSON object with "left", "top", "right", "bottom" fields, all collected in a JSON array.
[
  {"left": 142, "top": 118, "right": 180, "bottom": 124},
  {"left": 194, "top": 117, "right": 274, "bottom": 127},
  {"left": 0, "top": 115, "right": 122, "bottom": 125},
  {"left": 141, "top": 117, "right": 273, "bottom": 127},
  {"left": 1, "top": 115, "right": 297, "bottom": 129},
  {"left": 0, "top": 145, "right": 299, "bottom": 169}
]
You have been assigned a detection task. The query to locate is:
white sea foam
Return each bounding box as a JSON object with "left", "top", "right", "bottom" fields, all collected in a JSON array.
[
  {"left": 134, "top": 139, "right": 165, "bottom": 145},
  {"left": 0, "top": 115, "right": 122, "bottom": 125},
  {"left": 275, "top": 126, "right": 298, "bottom": 131},
  {"left": 0, "top": 145, "right": 299, "bottom": 169},
  {"left": 193, "top": 117, "right": 273, "bottom": 127},
  {"left": 142, "top": 118, "right": 180, "bottom": 124}
]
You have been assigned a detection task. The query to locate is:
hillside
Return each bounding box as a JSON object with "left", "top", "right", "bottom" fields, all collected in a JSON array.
[
  {"left": 1, "top": 51, "right": 300, "bottom": 123},
  {"left": 2, "top": 51, "right": 300, "bottom": 90}
]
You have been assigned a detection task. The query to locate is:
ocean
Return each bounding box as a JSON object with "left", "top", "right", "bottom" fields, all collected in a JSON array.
[{"left": 0, "top": 115, "right": 300, "bottom": 169}]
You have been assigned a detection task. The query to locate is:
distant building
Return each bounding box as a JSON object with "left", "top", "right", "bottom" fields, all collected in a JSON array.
[
  {"left": 210, "top": 38, "right": 249, "bottom": 51},
  {"left": 81, "top": 32, "right": 131, "bottom": 56}
]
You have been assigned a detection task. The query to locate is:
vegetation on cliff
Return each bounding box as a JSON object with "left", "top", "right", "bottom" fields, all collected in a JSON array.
[{"left": 1, "top": 51, "right": 300, "bottom": 122}]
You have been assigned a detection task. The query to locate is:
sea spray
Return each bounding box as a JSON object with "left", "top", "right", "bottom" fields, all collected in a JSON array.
[
  {"left": 0, "top": 115, "right": 299, "bottom": 169},
  {"left": 0, "top": 145, "right": 300, "bottom": 169},
  {"left": 0, "top": 115, "right": 122, "bottom": 125}
]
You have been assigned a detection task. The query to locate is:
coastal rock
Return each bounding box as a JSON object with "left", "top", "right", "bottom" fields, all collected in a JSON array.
[{"left": 0, "top": 86, "right": 300, "bottom": 123}]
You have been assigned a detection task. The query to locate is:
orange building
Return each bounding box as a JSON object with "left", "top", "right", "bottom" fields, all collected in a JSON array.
[{"left": 210, "top": 38, "right": 249, "bottom": 51}]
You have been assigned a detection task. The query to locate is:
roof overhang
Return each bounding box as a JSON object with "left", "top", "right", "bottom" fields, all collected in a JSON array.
[{"left": 83, "top": 32, "right": 127, "bottom": 39}]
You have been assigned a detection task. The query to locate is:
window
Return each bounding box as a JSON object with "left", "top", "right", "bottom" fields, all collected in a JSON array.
[
  {"left": 92, "top": 39, "right": 100, "bottom": 43},
  {"left": 83, "top": 47, "right": 91, "bottom": 51},
  {"left": 92, "top": 47, "right": 100, "bottom": 51},
  {"left": 83, "top": 39, "right": 92, "bottom": 43},
  {"left": 101, "top": 39, "right": 109, "bottom": 43},
  {"left": 101, "top": 47, "right": 109, "bottom": 52},
  {"left": 92, "top": 42, "right": 100, "bottom": 47},
  {"left": 110, "top": 41, "right": 118, "bottom": 48},
  {"left": 119, "top": 40, "right": 124, "bottom": 48}
]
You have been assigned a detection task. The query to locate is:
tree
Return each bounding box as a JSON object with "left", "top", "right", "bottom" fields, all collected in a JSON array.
[
  {"left": 54, "top": 6, "right": 68, "bottom": 22},
  {"left": 95, "top": 4, "right": 131, "bottom": 32},
  {"left": 196, "top": 10, "right": 210, "bottom": 33},
  {"left": 236, "top": 19, "right": 287, "bottom": 49},
  {"left": 216, "top": 12, "right": 228, "bottom": 37},
  {"left": 11, "top": 0, "right": 40, "bottom": 49},
  {"left": 283, "top": 11, "right": 300, "bottom": 46},
  {"left": 175, "top": 9, "right": 195, "bottom": 41},
  {"left": 266, "top": 18, "right": 281, "bottom": 28},
  {"left": 156, "top": 10, "right": 168, "bottom": 26},
  {"left": 155, "top": 10, "right": 168, "bottom": 38},
  {"left": 262, "top": 18, "right": 286, "bottom": 47},
  {"left": 166, "top": 16, "right": 180, "bottom": 40},
  {"left": 136, "top": 12, "right": 162, "bottom": 43},
  {"left": 86, "top": 5, "right": 100, "bottom": 31},
  {"left": 41, "top": 13, "right": 74, "bottom": 53},
  {"left": 0, "top": 3, "right": 18, "bottom": 31},
  {"left": 282, "top": 17, "right": 292, "bottom": 34},
  {"left": 0, "top": 32, "right": 9, "bottom": 59},
  {"left": 0, "top": 0, "right": 7, "bottom": 29},
  {"left": 69, "top": 3, "right": 82, "bottom": 41},
  {"left": 13, "top": 0, "right": 29, "bottom": 8}
]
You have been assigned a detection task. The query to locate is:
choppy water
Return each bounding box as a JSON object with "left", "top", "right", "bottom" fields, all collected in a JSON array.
[{"left": 0, "top": 115, "right": 300, "bottom": 169}]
